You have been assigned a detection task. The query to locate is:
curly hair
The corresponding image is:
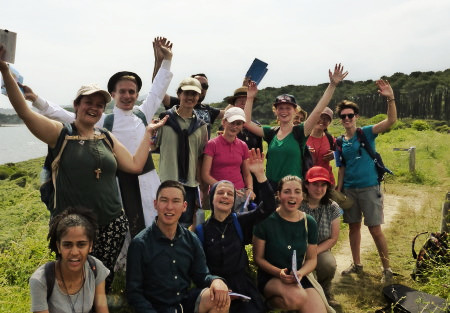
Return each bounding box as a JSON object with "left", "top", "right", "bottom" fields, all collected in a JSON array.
[{"left": 47, "top": 207, "right": 97, "bottom": 258}]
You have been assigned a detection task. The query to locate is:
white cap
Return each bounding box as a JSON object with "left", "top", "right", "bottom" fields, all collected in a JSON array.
[{"left": 224, "top": 107, "right": 246, "bottom": 123}]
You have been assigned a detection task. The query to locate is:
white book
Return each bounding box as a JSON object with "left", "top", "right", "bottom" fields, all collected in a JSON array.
[
  {"left": 0, "top": 29, "right": 17, "bottom": 64},
  {"left": 292, "top": 250, "right": 303, "bottom": 287},
  {"left": 229, "top": 291, "right": 251, "bottom": 302}
]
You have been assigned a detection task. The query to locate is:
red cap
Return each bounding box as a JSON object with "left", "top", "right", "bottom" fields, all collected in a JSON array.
[{"left": 305, "top": 166, "right": 331, "bottom": 183}]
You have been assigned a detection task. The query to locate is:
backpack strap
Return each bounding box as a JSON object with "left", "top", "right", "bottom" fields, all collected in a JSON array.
[
  {"left": 356, "top": 128, "right": 378, "bottom": 161},
  {"left": 195, "top": 224, "right": 205, "bottom": 245},
  {"left": 103, "top": 114, "right": 114, "bottom": 132},
  {"left": 86, "top": 255, "right": 97, "bottom": 278},
  {"left": 44, "top": 261, "right": 56, "bottom": 301},
  {"left": 133, "top": 108, "right": 148, "bottom": 126},
  {"left": 324, "top": 131, "right": 335, "bottom": 151},
  {"left": 264, "top": 126, "right": 280, "bottom": 145},
  {"left": 231, "top": 213, "right": 244, "bottom": 242},
  {"left": 103, "top": 108, "right": 148, "bottom": 132},
  {"left": 335, "top": 135, "right": 346, "bottom": 166}
]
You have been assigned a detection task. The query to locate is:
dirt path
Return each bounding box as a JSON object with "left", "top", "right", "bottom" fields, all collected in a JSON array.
[{"left": 333, "top": 192, "right": 424, "bottom": 276}]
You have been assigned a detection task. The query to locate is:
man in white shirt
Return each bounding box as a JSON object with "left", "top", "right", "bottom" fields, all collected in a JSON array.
[{"left": 23, "top": 39, "right": 173, "bottom": 237}]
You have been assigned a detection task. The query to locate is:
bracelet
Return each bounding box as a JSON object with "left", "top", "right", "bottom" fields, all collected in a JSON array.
[{"left": 387, "top": 98, "right": 395, "bottom": 102}]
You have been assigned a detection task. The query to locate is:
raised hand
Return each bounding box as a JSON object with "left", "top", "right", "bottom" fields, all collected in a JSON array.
[
  {"left": 376, "top": 79, "right": 394, "bottom": 99},
  {"left": 147, "top": 115, "right": 169, "bottom": 137},
  {"left": 0, "top": 45, "right": 8, "bottom": 71},
  {"left": 247, "top": 148, "right": 265, "bottom": 182},
  {"left": 155, "top": 37, "right": 173, "bottom": 61},
  {"left": 17, "top": 83, "right": 38, "bottom": 102},
  {"left": 328, "top": 63, "right": 348, "bottom": 86},
  {"left": 247, "top": 81, "right": 258, "bottom": 99}
]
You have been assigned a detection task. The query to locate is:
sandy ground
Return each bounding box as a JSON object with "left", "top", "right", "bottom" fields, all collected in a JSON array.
[{"left": 333, "top": 192, "right": 424, "bottom": 277}]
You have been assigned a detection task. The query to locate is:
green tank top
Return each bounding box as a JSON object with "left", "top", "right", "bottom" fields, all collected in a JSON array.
[{"left": 50, "top": 138, "right": 122, "bottom": 226}]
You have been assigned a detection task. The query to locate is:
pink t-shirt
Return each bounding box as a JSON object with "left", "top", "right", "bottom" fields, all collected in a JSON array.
[
  {"left": 204, "top": 135, "right": 249, "bottom": 189},
  {"left": 307, "top": 134, "right": 336, "bottom": 185}
]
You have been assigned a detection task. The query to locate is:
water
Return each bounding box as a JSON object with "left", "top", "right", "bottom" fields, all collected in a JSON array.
[{"left": 0, "top": 124, "right": 47, "bottom": 164}]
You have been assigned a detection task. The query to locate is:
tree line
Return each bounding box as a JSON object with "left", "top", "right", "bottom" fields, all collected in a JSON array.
[{"left": 212, "top": 69, "right": 450, "bottom": 124}]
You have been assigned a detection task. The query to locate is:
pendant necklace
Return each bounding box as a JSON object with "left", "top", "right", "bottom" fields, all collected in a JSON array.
[
  {"left": 59, "top": 261, "right": 85, "bottom": 313},
  {"left": 215, "top": 223, "right": 229, "bottom": 239},
  {"left": 91, "top": 137, "right": 103, "bottom": 180}
]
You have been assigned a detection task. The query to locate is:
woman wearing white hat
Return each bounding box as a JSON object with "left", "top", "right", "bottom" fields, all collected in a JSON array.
[{"left": 202, "top": 107, "right": 254, "bottom": 211}]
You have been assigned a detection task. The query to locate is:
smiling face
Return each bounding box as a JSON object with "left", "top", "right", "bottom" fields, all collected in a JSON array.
[
  {"left": 111, "top": 79, "right": 139, "bottom": 111},
  {"left": 57, "top": 226, "right": 92, "bottom": 273},
  {"left": 194, "top": 75, "right": 208, "bottom": 104},
  {"left": 278, "top": 180, "right": 303, "bottom": 212},
  {"left": 222, "top": 119, "right": 244, "bottom": 137},
  {"left": 313, "top": 114, "right": 332, "bottom": 131},
  {"left": 74, "top": 93, "right": 106, "bottom": 125},
  {"left": 212, "top": 182, "right": 235, "bottom": 214},
  {"left": 339, "top": 108, "right": 357, "bottom": 130},
  {"left": 154, "top": 187, "right": 187, "bottom": 227},
  {"left": 179, "top": 90, "right": 200, "bottom": 110},
  {"left": 305, "top": 181, "right": 329, "bottom": 202},
  {"left": 275, "top": 103, "right": 295, "bottom": 123},
  {"left": 233, "top": 96, "right": 247, "bottom": 110}
]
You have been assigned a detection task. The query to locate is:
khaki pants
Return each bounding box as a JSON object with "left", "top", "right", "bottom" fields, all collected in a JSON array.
[{"left": 314, "top": 250, "right": 337, "bottom": 298}]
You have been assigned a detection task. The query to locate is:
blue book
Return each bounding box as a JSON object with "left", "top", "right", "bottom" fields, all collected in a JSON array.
[{"left": 245, "top": 58, "right": 268, "bottom": 86}]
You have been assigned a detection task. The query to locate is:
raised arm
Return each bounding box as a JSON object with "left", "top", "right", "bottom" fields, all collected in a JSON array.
[
  {"left": 372, "top": 79, "right": 397, "bottom": 134},
  {"left": 0, "top": 46, "right": 61, "bottom": 147},
  {"left": 114, "top": 116, "right": 168, "bottom": 173},
  {"left": 243, "top": 81, "right": 264, "bottom": 137},
  {"left": 152, "top": 37, "right": 174, "bottom": 108},
  {"left": 304, "top": 64, "right": 348, "bottom": 136},
  {"left": 140, "top": 38, "right": 173, "bottom": 119}
]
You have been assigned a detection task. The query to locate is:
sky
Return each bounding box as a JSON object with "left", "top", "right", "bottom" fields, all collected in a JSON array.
[{"left": 1, "top": 0, "right": 449, "bottom": 109}]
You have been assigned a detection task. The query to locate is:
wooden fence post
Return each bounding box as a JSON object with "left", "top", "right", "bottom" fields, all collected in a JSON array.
[{"left": 409, "top": 147, "right": 416, "bottom": 173}]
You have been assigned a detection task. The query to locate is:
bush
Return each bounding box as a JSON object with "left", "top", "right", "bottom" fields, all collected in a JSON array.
[
  {"left": 14, "top": 177, "right": 26, "bottom": 188},
  {"left": 369, "top": 114, "right": 387, "bottom": 125},
  {"left": 435, "top": 125, "right": 449, "bottom": 133},
  {"left": 412, "top": 120, "right": 430, "bottom": 131},
  {"left": 9, "top": 170, "right": 27, "bottom": 180},
  {"left": 391, "top": 120, "right": 407, "bottom": 130},
  {"left": 0, "top": 168, "right": 10, "bottom": 180}
]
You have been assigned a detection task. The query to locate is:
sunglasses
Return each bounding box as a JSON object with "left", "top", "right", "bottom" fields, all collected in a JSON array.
[
  {"left": 201, "top": 83, "right": 209, "bottom": 90},
  {"left": 339, "top": 113, "right": 355, "bottom": 120}
]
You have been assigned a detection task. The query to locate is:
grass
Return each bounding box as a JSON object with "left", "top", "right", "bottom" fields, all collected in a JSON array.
[{"left": 0, "top": 121, "right": 449, "bottom": 312}]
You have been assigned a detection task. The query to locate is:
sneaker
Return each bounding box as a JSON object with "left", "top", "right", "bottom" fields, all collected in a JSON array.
[
  {"left": 341, "top": 263, "right": 363, "bottom": 275},
  {"left": 381, "top": 268, "right": 394, "bottom": 284}
]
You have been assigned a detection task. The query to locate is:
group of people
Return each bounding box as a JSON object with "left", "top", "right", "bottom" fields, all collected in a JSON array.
[{"left": 0, "top": 34, "right": 398, "bottom": 313}]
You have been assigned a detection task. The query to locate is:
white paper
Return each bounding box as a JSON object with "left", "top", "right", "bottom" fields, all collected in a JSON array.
[
  {"left": 0, "top": 29, "right": 17, "bottom": 64},
  {"left": 292, "top": 250, "right": 303, "bottom": 287},
  {"left": 229, "top": 291, "right": 251, "bottom": 301}
]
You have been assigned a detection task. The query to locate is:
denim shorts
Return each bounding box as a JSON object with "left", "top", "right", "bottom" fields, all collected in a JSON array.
[{"left": 343, "top": 185, "right": 384, "bottom": 226}]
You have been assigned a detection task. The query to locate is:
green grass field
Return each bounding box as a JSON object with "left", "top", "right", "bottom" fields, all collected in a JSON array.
[{"left": 0, "top": 120, "right": 449, "bottom": 312}]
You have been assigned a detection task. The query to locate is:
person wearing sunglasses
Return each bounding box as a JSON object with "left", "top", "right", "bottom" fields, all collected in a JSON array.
[
  {"left": 243, "top": 64, "right": 348, "bottom": 190},
  {"left": 335, "top": 80, "right": 397, "bottom": 283}
]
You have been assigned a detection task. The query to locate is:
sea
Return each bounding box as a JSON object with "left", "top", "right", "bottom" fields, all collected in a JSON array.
[{"left": 0, "top": 124, "right": 47, "bottom": 164}]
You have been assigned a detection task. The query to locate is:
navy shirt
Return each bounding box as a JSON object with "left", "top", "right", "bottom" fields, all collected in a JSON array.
[{"left": 126, "top": 222, "right": 222, "bottom": 313}]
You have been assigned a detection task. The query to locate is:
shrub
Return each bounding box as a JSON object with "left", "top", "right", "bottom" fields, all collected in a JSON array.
[
  {"left": 369, "top": 114, "right": 387, "bottom": 125},
  {"left": 435, "top": 125, "right": 449, "bottom": 133},
  {"left": 391, "top": 120, "right": 407, "bottom": 130},
  {"left": 412, "top": 120, "right": 430, "bottom": 131},
  {"left": 9, "top": 170, "right": 27, "bottom": 180},
  {"left": 0, "top": 168, "right": 10, "bottom": 180},
  {"left": 14, "top": 177, "right": 26, "bottom": 188}
]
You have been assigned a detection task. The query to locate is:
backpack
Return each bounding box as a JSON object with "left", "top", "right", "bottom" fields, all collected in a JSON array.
[
  {"left": 411, "top": 231, "right": 449, "bottom": 281},
  {"left": 195, "top": 213, "right": 243, "bottom": 244},
  {"left": 102, "top": 107, "right": 148, "bottom": 131},
  {"left": 376, "top": 284, "right": 448, "bottom": 313},
  {"left": 265, "top": 126, "right": 313, "bottom": 177},
  {"left": 44, "top": 255, "right": 97, "bottom": 301},
  {"left": 335, "top": 127, "right": 393, "bottom": 183},
  {"left": 39, "top": 123, "right": 114, "bottom": 210}
]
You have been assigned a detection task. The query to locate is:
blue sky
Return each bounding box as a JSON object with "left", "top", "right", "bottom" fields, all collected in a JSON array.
[{"left": 1, "top": 0, "right": 449, "bottom": 109}]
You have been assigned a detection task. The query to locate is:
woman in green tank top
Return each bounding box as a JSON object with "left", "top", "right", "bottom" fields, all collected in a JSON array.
[
  {"left": 243, "top": 64, "right": 348, "bottom": 189},
  {"left": 0, "top": 48, "right": 167, "bottom": 291}
]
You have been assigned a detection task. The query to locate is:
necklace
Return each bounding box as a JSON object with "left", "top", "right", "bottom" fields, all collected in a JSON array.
[
  {"left": 214, "top": 222, "right": 229, "bottom": 239},
  {"left": 58, "top": 261, "right": 85, "bottom": 313}
]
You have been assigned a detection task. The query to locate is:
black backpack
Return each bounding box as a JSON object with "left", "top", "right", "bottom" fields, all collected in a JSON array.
[
  {"left": 376, "top": 284, "right": 448, "bottom": 313},
  {"left": 39, "top": 123, "right": 113, "bottom": 210},
  {"left": 336, "top": 127, "right": 393, "bottom": 183},
  {"left": 411, "top": 231, "right": 449, "bottom": 281},
  {"left": 44, "top": 255, "right": 97, "bottom": 301},
  {"left": 265, "top": 126, "right": 313, "bottom": 177}
]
